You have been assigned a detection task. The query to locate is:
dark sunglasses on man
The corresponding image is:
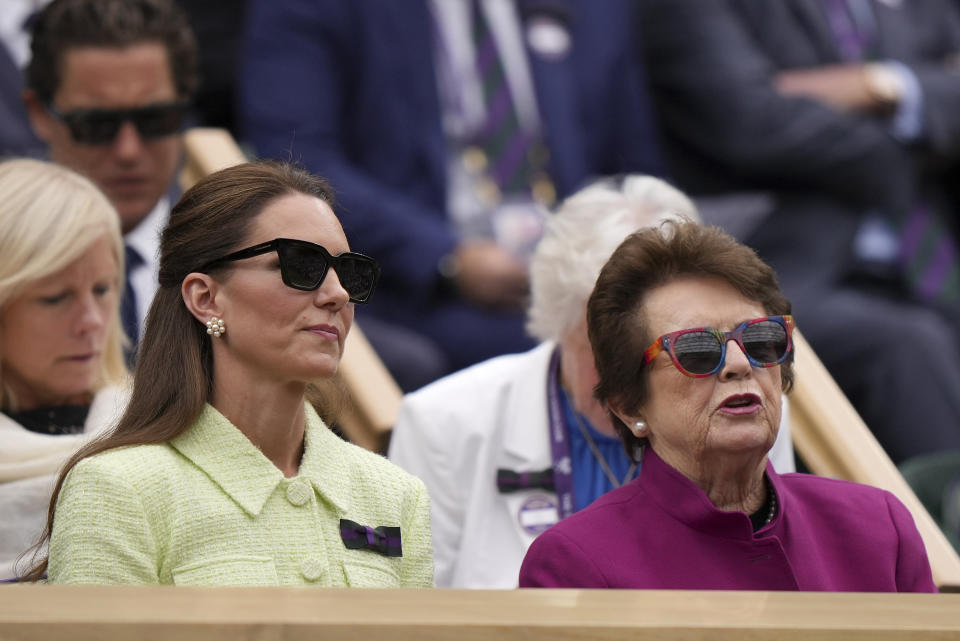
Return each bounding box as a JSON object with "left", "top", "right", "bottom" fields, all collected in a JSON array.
[
  {"left": 46, "top": 101, "right": 189, "bottom": 145},
  {"left": 201, "top": 238, "right": 381, "bottom": 304}
]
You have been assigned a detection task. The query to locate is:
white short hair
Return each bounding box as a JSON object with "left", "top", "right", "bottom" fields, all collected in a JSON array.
[
  {"left": 0, "top": 158, "right": 128, "bottom": 408},
  {"left": 527, "top": 175, "right": 699, "bottom": 343}
]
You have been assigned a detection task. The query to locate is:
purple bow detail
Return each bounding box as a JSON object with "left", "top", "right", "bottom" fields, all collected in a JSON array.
[
  {"left": 339, "top": 519, "right": 403, "bottom": 557},
  {"left": 496, "top": 467, "right": 555, "bottom": 493}
]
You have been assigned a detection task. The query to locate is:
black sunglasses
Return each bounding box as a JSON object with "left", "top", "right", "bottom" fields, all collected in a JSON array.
[
  {"left": 47, "top": 101, "right": 189, "bottom": 145},
  {"left": 202, "top": 238, "right": 381, "bottom": 304}
]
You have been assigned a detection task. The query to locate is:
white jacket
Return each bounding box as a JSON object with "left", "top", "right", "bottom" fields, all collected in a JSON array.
[
  {"left": 389, "top": 343, "right": 795, "bottom": 588},
  {"left": 0, "top": 385, "right": 128, "bottom": 579}
]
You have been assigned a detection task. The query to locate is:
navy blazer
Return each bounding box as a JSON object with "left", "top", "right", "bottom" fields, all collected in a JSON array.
[
  {"left": 0, "top": 44, "right": 43, "bottom": 159},
  {"left": 240, "top": 0, "right": 661, "bottom": 360}
]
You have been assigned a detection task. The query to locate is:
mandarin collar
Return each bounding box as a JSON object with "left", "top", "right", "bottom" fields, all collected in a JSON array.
[
  {"left": 170, "top": 402, "right": 348, "bottom": 517},
  {"left": 638, "top": 446, "right": 785, "bottom": 540}
]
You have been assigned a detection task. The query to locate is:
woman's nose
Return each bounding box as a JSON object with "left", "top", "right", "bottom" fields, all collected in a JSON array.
[
  {"left": 719, "top": 339, "right": 752, "bottom": 379},
  {"left": 75, "top": 295, "right": 107, "bottom": 334},
  {"left": 315, "top": 267, "right": 350, "bottom": 309}
]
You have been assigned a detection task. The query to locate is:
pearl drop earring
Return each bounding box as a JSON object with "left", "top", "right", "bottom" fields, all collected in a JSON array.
[{"left": 206, "top": 317, "right": 225, "bottom": 337}]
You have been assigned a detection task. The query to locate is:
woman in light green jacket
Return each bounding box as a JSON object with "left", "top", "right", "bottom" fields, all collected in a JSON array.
[{"left": 26, "top": 161, "right": 433, "bottom": 587}]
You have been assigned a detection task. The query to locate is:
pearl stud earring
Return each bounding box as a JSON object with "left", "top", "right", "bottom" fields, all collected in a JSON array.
[
  {"left": 633, "top": 420, "right": 647, "bottom": 436},
  {"left": 206, "top": 317, "right": 225, "bottom": 337}
]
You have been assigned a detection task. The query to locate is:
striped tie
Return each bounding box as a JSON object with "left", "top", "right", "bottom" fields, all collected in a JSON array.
[
  {"left": 121, "top": 244, "right": 144, "bottom": 364},
  {"left": 822, "top": 0, "right": 960, "bottom": 303},
  {"left": 899, "top": 202, "right": 960, "bottom": 303},
  {"left": 822, "top": 0, "right": 870, "bottom": 60},
  {"left": 470, "top": 0, "right": 549, "bottom": 202}
]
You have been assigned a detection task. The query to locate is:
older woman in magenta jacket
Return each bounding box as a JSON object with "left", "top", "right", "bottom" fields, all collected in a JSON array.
[{"left": 519, "top": 222, "right": 935, "bottom": 592}]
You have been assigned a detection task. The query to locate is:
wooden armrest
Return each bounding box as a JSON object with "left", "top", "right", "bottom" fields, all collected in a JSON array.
[
  {"left": 338, "top": 324, "right": 402, "bottom": 453},
  {"left": 180, "top": 127, "right": 247, "bottom": 189},
  {"left": 789, "top": 330, "right": 960, "bottom": 589}
]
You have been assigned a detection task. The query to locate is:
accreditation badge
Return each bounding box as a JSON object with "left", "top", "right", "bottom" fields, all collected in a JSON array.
[{"left": 518, "top": 494, "right": 560, "bottom": 535}]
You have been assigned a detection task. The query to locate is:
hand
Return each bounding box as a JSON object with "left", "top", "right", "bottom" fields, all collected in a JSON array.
[
  {"left": 448, "top": 240, "right": 529, "bottom": 311},
  {"left": 775, "top": 64, "right": 889, "bottom": 113}
]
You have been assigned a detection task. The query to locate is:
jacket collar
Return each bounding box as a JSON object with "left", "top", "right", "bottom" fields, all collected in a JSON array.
[
  {"left": 500, "top": 342, "right": 556, "bottom": 465},
  {"left": 170, "top": 403, "right": 349, "bottom": 518},
  {"left": 638, "top": 446, "right": 785, "bottom": 541}
]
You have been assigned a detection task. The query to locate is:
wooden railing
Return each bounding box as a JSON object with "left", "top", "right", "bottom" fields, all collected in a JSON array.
[
  {"left": 181, "top": 127, "right": 960, "bottom": 589},
  {"left": 1, "top": 585, "right": 958, "bottom": 640}
]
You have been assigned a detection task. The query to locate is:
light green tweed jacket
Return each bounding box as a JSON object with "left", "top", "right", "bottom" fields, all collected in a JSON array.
[{"left": 48, "top": 403, "right": 433, "bottom": 586}]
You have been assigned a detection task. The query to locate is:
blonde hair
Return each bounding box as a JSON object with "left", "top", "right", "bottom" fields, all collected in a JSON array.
[
  {"left": 0, "top": 158, "right": 128, "bottom": 410},
  {"left": 527, "top": 174, "right": 699, "bottom": 343}
]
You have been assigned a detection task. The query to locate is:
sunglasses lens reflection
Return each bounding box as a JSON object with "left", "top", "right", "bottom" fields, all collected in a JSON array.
[
  {"left": 742, "top": 320, "right": 789, "bottom": 364},
  {"left": 673, "top": 331, "right": 724, "bottom": 375},
  {"left": 336, "top": 255, "right": 379, "bottom": 302},
  {"left": 282, "top": 242, "right": 329, "bottom": 290},
  {"left": 279, "top": 242, "right": 378, "bottom": 303},
  {"left": 672, "top": 321, "right": 788, "bottom": 375}
]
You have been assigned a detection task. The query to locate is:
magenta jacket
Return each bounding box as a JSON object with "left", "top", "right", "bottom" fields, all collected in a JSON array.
[{"left": 519, "top": 447, "right": 936, "bottom": 592}]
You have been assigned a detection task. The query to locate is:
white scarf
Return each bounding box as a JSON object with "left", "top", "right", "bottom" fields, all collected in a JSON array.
[
  {"left": 0, "top": 385, "right": 128, "bottom": 579},
  {"left": 0, "top": 385, "right": 128, "bottom": 481}
]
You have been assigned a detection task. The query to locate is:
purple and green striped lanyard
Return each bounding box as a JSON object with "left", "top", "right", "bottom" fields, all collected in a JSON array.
[{"left": 546, "top": 347, "right": 576, "bottom": 521}]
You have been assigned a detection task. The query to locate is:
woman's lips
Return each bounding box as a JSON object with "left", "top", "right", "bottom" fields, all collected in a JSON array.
[
  {"left": 718, "top": 393, "right": 762, "bottom": 415},
  {"left": 306, "top": 324, "right": 340, "bottom": 341},
  {"left": 63, "top": 353, "right": 97, "bottom": 363}
]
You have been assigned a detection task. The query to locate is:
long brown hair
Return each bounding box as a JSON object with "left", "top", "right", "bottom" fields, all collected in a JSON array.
[{"left": 22, "top": 161, "right": 340, "bottom": 581}]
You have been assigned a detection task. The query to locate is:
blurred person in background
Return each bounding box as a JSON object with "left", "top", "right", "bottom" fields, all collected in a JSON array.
[
  {"left": 23, "top": 0, "right": 198, "bottom": 358},
  {"left": 0, "top": 158, "right": 127, "bottom": 581},
  {"left": 637, "top": 0, "right": 960, "bottom": 464}
]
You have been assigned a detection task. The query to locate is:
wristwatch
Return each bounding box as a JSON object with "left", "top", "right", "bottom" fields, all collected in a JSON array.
[{"left": 863, "top": 63, "right": 904, "bottom": 109}]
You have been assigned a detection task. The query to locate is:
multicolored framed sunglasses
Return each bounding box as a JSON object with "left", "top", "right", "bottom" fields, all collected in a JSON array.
[
  {"left": 47, "top": 101, "right": 189, "bottom": 145},
  {"left": 201, "top": 238, "right": 380, "bottom": 304},
  {"left": 643, "top": 315, "right": 795, "bottom": 378}
]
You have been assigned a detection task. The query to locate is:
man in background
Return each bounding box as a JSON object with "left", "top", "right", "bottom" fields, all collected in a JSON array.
[
  {"left": 638, "top": 0, "right": 960, "bottom": 464},
  {"left": 23, "top": 0, "right": 198, "bottom": 354}
]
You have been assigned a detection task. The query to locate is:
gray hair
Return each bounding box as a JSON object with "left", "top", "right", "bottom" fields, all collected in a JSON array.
[{"left": 527, "top": 175, "right": 699, "bottom": 343}]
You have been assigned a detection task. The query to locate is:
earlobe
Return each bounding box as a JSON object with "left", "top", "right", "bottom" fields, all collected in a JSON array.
[
  {"left": 610, "top": 405, "right": 646, "bottom": 437},
  {"left": 181, "top": 272, "right": 222, "bottom": 325}
]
